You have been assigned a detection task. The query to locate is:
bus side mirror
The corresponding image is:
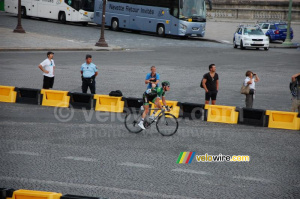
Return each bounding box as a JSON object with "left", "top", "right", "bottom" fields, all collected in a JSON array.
[{"left": 180, "top": 0, "right": 183, "bottom": 9}]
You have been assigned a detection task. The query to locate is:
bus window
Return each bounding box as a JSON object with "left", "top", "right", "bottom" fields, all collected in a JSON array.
[
  {"left": 170, "top": 0, "right": 179, "bottom": 18},
  {"left": 64, "top": 0, "right": 94, "bottom": 12},
  {"left": 180, "top": 0, "right": 206, "bottom": 19},
  {"left": 82, "top": 0, "right": 94, "bottom": 12}
]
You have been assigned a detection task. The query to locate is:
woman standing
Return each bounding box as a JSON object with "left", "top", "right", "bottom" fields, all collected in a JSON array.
[{"left": 244, "top": 71, "right": 260, "bottom": 108}]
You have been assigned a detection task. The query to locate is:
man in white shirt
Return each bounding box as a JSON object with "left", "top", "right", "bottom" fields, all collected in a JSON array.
[{"left": 38, "top": 52, "right": 55, "bottom": 89}]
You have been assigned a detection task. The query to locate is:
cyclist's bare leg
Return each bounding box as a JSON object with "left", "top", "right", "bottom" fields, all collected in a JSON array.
[
  {"left": 154, "top": 98, "right": 162, "bottom": 109},
  {"left": 138, "top": 104, "right": 149, "bottom": 130},
  {"left": 141, "top": 105, "right": 149, "bottom": 119}
]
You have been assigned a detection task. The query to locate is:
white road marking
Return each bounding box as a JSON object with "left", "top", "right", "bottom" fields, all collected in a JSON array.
[
  {"left": 63, "top": 156, "right": 98, "bottom": 162},
  {"left": 7, "top": 151, "right": 40, "bottom": 156},
  {"left": 0, "top": 176, "right": 199, "bottom": 199},
  {"left": 172, "top": 168, "right": 212, "bottom": 175},
  {"left": 118, "top": 162, "right": 153, "bottom": 169},
  {"left": 233, "top": 176, "right": 272, "bottom": 183},
  {"left": 221, "top": 40, "right": 231, "bottom": 43}
]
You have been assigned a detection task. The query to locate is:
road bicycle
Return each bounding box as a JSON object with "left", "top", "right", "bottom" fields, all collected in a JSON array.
[{"left": 125, "top": 106, "right": 178, "bottom": 136}]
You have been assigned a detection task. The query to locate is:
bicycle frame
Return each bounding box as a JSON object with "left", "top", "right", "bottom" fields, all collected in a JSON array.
[
  {"left": 125, "top": 105, "right": 178, "bottom": 136},
  {"left": 143, "top": 105, "right": 173, "bottom": 127}
]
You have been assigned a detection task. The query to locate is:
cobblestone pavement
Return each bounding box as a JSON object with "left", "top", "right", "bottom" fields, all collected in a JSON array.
[{"left": 0, "top": 102, "right": 299, "bottom": 199}]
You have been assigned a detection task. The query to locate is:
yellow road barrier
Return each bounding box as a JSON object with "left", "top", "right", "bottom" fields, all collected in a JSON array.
[
  {"left": 41, "top": 89, "right": 70, "bottom": 107},
  {"left": 205, "top": 104, "right": 239, "bottom": 124},
  {"left": 0, "top": 85, "right": 17, "bottom": 103},
  {"left": 11, "top": 189, "right": 62, "bottom": 199},
  {"left": 94, "top": 94, "right": 124, "bottom": 113},
  {"left": 266, "top": 110, "right": 300, "bottom": 130}
]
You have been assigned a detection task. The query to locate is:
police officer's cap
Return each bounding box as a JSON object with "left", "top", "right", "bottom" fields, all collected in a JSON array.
[{"left": 47, "top": 51, "right": 54, "bottom": 56}]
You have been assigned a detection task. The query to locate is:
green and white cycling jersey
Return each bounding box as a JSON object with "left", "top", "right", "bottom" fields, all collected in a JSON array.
[{"left": 143, "top": 87, "right": 165, "bottom": 105}]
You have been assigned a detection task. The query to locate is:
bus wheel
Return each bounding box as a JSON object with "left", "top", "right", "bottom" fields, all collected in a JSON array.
[
  {"left": 157, "top": 24, "right": 165, "bottom": 37},
  {"left": 21, "top": 7, "right": 27, "bottom": 18},
  {"left": 59, "top": 12, "right": 66, "bottom": 24},
  {"left": 111, "top": 18, "right": 119, "bottom": 31}
]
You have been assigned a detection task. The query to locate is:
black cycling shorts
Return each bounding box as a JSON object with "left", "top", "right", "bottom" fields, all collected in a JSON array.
[
  {"left": 205, "top": 91, "right": 218, "bottom": 101},
  {"left": 143, "top": 93, "right": 157, "bottom": 105}
]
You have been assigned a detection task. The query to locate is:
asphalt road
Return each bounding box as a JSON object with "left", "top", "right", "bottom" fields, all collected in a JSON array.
[
  {"left": 0, "top": 11, "right": 300, "bottom": 199},
  {"left": 0, "top": 48, "right": 299, "bottom": 111},
  {"left": 0, "top": 12, "right": 227, "bottom": 49}
]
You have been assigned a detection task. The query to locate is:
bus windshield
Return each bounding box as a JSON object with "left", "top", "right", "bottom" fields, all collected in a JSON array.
[
  {"left": 66, "top": 0, "right": 94, "bottom": 12},
  {"left": 179, "top": 0, "right": 206, "bottom": 21}
]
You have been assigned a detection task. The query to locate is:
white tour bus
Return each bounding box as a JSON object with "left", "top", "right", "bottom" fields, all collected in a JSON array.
[{"left": 5, "top": 0, "right": 94, "bottom": 25}]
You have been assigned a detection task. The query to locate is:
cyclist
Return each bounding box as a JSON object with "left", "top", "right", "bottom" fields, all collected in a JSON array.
[{"left": 138, "top": 81, "right": 171, "bottom": 130}]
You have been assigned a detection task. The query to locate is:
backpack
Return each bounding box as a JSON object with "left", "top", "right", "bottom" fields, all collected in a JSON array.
[
  {"left": 290, "top": 81, "right": 298, "bottom": 97},
  {"left": 109, "top": 90, "right": 123, "bottom": 97},
  {"left": 200, "top": 78, "right": 204, "bottom": 88}
]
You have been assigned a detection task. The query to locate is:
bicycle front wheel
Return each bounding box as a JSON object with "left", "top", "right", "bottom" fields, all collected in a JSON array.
[
  {"left": 125, "top": 113, "right": 143, "bottom": 134},
  {"left": 156, "top": 113, "right": 178, "bottom": 136}
]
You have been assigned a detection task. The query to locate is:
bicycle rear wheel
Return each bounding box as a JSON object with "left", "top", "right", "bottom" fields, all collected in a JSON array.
[
  {"left": 125, "top": 113, "right": 143, "bottom": 133},
  {"left": 156, "top": 113, "right": 178, "bottom": 136}
]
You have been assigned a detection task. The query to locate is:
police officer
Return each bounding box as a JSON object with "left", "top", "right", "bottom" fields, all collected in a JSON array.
[{"left": 80, "top": 54, "right": 98, "bottom": 94}]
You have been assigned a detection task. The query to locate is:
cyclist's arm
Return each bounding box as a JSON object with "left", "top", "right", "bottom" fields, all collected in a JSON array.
[{"left": 162, "top": 96, "right": 167, "bottom": 107}]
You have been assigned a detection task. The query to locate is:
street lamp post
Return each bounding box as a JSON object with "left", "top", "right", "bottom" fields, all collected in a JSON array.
[
  {"left": 282, "top": 0, "right": 293, "bottom": 46},
  {"left": 13, "top": 0, "right": 25, "bottom": 33},
  {"left": 95, "top": 0, "right": 108, "bottom": 47}
]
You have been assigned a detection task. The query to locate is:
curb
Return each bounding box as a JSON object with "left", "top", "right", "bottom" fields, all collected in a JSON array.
[
  {"left": 0, "top": 47, "right": 124, "bottom": 52},
  {"left": 202, "top": 38, "right": 300, "bottom": 48},
  {"left": 189, "top": 37, "right": 224, "bottom": 44},
  {"left": 269, "top": 44, "right": 300, "bottom": 48}
]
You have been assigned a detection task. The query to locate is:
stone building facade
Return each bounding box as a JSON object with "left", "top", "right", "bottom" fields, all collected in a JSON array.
[{"left": 207, "top": 0, "right": 300, "bottom": 21}]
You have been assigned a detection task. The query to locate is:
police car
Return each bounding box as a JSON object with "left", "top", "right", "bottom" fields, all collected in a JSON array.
[
  {"left": 233, "top": 25, "right": 269, "bottom": 50},
  {"left": 257, "top": 21, "right": 293, "bottom": 42}
]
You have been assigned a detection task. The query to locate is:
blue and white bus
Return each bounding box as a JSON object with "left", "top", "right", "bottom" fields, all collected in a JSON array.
[
  {"left": 94, "top": 0, "right": 212, "bottom": 37},
  {"left": 5, "top": 0, "right": 94, "bottom": 25}
]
